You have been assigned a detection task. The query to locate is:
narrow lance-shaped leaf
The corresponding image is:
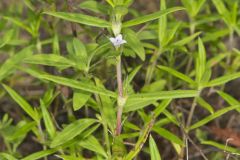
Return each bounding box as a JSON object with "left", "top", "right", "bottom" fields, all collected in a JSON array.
[
  {"left": 0, "top": 47, "right": 32, "bottom": 81},
  {"left": 157, "top": 65, "right": 196, "bottom": 85},
  {"left": 171, "top": 32, "right": 201, "bottom": 47},
  {"left": 149, "top": 135, "right": 161, "bottom": 160},
  {"left": 22, "top": 149, "right": 58, "bottom": 160},
  {"left": 153, "top": 127, "right": 183, "bottom": 145},
  {"left": 124, "top": 90, "right": 198, "bottom": 112},
  {"left": 22, "top": 68, "right": 117, "bottom": 98},
  {"left": 158, "top": 0, "right": 167, "bottom": 47},
  {"left": 50, "top": 118, "right": 96, "bottom": 147},
  {"left": 23, "top": 54, "right": 76, "bottom": 68},
  {"left": 203, "top": 72, "right": 240, "bottom": 87},
  {"left": 2, "top": 84, "right": 39, "bottom": 122},
  {"left": 196, "top": 37, "right": 206, "bottom": 83},
  {"left": 124, "top": 29, "right": 145, "bottom": 60},
  {"left": 188, "top": 105, "right": 239, "bottom": 131},
  {"left": 44, "top": 12, "right": 110, "bottom": 28},
  {"left": 40, "top": 100, "right": 56, "bottom": 138},
  {"left": 123, "top": 7, "right": 184, "bottom": 27},
  {"left": 79, "top": 136, "right": 107, "bottom": 158},
  {"left": 196, "top": 97, "right": 214, "bottom": 114}
]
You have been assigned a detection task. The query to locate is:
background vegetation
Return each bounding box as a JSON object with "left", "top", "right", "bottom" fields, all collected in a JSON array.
[{"left": 0, "top": 0, "right": 240, "bottom": 159}]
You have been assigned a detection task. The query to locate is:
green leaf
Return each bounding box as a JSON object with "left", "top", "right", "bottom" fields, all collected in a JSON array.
[
  {"left": 158, "top": 65, "right": 196, "bottom": 85},
  {"left": 44, "top": 12, "right": 110, "bottom": 28},
  {"left": 153, "top": 99, "right": 172, "bottom": 118},
  {"left": 0, "top": 47, "right": 32, "bottom": 81},
  {"left": 171, "top": 32, "right": 201, "bottom": 47},
  {"left": 0, "top": 29, "right": 15, "bottom": 48},
  {"left": 22, "top": 149, "right": 58, "bottom": 160},
  {"left": 73, "top": 90, "right": 91, "bottom": 111},
  {"left": 203, "top": 72, "right": 240, "bottom": 87},
  {"left": 124, "top": 29, "right": 145, "bottom": 60},
  {"left": 158, "top": 0, "right": 167, "bottom": 47},
  {"left": 50, "top": 118, "right": 96, "bottom": 147},
  {"left": 201, "top": 140, "right": 240, "bottom": 154},
  {"left": 127, "top": 90, "right": 198, "bottom": 101},
  {"left": 217, "top": 91, "right": 240, "bottom": 112},
  {"left": 23, "top": 54, "right": 76, "bottom": 68},
  {"left": 153, "top": 127, "right": 183, "bottom": 145},
  {"left": 2, "top": 84, "right": 39, "bottom": 122},
  {"left": 79, "top": 0, "right": 109, "bottom": 14},
  {"left": 8, "top": 121, "right": 36, "bottom": 141},
  {"left": 196, "top": 38, "right": 206, "bottom": 83},
  {"left": 123, "top": 7, "right": 184, "bottom": 27},
  {"left": 149, "top": 135, "right": 161, "bottom": 160},
  {"left": 0, "top": 153, "right": 17, "bottom": 160},
  {"left": 55, "top": 155, "right": 81, "bottom": 160},
  {"left": 23, "top": 68, "right": 117, "bottom": 98},
  {"left": 40, "top": 100, "right": 56, "bottom": 138},
  {"left": 73, "top": 38, "right": 88, "bottom": 64},
  {"left": 196, "top": 97, "right": 214, "bottom": 114},
  {"left": 124, "top": 90, "right": 198, "bottom": 112},
  {"left": 3, "top": 16, "right": 33, "bottom": 35},
  {"left": 188, "top": 105, "right": 239, "bottom": 131},
  {"left": 217, "top": 91, "right": 239, "bottom": 105},
  {"left": 79, "top": 136, "right": 107, "bottom": 158},
  {"left": 123, "top": 65, "right": 142, "bottom": 91}
]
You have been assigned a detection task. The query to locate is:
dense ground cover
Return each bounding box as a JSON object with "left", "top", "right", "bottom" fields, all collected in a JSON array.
[{"left": 0, "top": 0, "right": 240, "bottom": 159}]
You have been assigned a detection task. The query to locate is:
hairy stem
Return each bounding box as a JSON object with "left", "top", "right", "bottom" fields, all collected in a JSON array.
[{"left": 116, "top": 55, "right": 123, "bottom": 136}]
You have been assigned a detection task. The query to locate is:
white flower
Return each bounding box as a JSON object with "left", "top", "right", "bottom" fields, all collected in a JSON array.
[{"left": 109, "top": 34, "right": 127, "bottom": 47}]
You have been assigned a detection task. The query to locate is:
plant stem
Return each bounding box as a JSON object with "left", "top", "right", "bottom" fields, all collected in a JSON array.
[
  {"left": 186, "top": 97, "right": 197, "bottom": 128},
  {"left": 116, "top": 55, "right": 124, "bottom": 136}
]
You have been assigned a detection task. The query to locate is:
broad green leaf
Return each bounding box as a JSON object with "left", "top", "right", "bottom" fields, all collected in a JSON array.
[
  {"left": 149, "top": 135, "right": 161, "bottom": 160},
  {"left": 0, "top": 153, "right": 17, "bottom": 160},
  {"left": 203, "top": 72, "right": 240, "bottom": 87},
  {"left": 158, "top": 65, "right": 196, "bottom": 85},
  {"left": 188, "top": 105, "right": 239, "bottom": 131},
  {"left": 44, "top": 12, "right": 110, "bottom": 28},
  {"left": 23, "top": 54, "right": 76, "bottom": 68},
  {"left": 196, "top": 38, "right": 206, "bottom": 83},
  {"left": 0, "top": 47, "right": 32, "bottom": 81},
  {"left": 124, "top": 29, "right": 145, "bottom": 60},
  {"left": 2, "top": 84, "right": 39, "bottom": 122},
  {"left": 22, "top": 149, "right": 58, "bottom": 160},
  {"left": 40, "top": 100, "right": 56, "bottom": 138},
  {"left": 51, "top": 118, "right": 96, "bottom": 147},
  {"left": 196, "top": 97, "right": 214, "bottom": 114},
  {"left": 73, "top": 90, "right": 91, "bottom": 111},
  {"left": 123, "top": 7, "right": 184, "bottom": 27},
  {"left": 201, "top": 140, "right": 240, "bottom": 154},
  {"left": 153, "top": 127, "right": 183, "bottom": 145},
  {"left": 171, "top": 32, "right": 201, "bottom": 47},
  {"left": 23, "top": 68, "right": 117, "bottom": 98},
  {"left": 79, "top": 135, "right": 107, "bottom": 158}
]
